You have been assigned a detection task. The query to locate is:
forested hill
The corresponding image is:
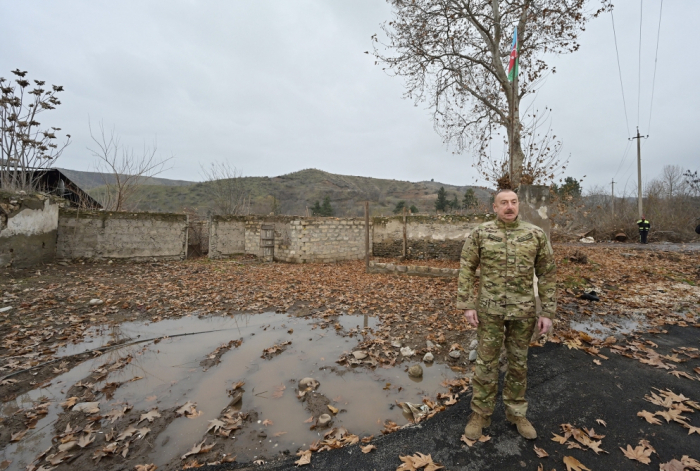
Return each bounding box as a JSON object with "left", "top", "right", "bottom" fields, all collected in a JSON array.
[{"left": 74, "top": 168, "right": 493, "bottom": 216}]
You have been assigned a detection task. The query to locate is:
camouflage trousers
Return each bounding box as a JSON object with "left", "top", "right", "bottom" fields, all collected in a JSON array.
[{"left": 470, "top": 313, "right": 537, "bottom": 418}]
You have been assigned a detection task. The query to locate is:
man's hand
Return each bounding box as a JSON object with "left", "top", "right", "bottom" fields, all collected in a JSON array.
[
  {"left": 464, "top": 309, "right": 479, "bottom": 327},
  {"left": 537, "top": 316, "right": 552, "bottom": 335}
]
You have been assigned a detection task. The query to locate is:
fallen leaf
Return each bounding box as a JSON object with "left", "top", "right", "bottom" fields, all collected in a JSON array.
[
  {"left": 134, "top": 465, "right": 157, "bottom": 471},
  {"left": 181, "top": 440, "right": 215, "bottom": 460},
  {"left": 72, "top": 402, "right": 100, "bottom": 414},
  {"left": 563, "top": 455, "right": 591, "bottom": 471},
  {"left": 361, "top": 444, "right": 376, "bottom": 453},
  {"left": 593, "top": 359, "right": 601, "bottom": 365},
  {"left": 262, "top": 419, "right": 273, "bottom": 426},
  {"left": 139, "top": 409, "right": 161, "bottom": 424},
  {"left": 10, "top": 430, "right": 27, "bottom": 442},
  {"left": 77, "top": 434, "right": 95, "bottom": 448},
  {"left": 669, "top": 370, "right": 695, "bottom": 380},
  {"left": 637, "top": 410, "right": 662, "bottom": 425},
  {"left": 295, "top": 449, "right": 312, "bottom": 466},
  {"left": 303, "top": 416, "right": 314, "bottom": 423},
  {"left": 681, "top": 456, "right": 700, "bottom": 470},
  {"left": 659, "top": 459, "right": 685, "bottom": 471},
  {"left": 684, "top": 424, "right": 700, "bottom": 436},
  {"left": 460, "top": 434, "right": 475, "bottom": 447},
  {"left": 60, "top": 397, "right": 79, "bottom": 409},
  {"left": 117, "top": 425, "right": 138, "bottom": 442},
  {"left": 595, "top": 419, "right": 607, "bottom": 427},
  {"left": 327, "top": 405, "right": 339, "bottom": 414},
  {"left": 534, "top": 445, "right": 549, "bottom": 458},
  {"left": 620, "top": 444, "right": 652, "bottom": 465},
  {"left": 58, "top": 440, "right": 77, "bottom": 452},
  {"left": 207, "top": 419, "right": 225, "bottom": 434},
  {"left": 551, "top": 433, "right": 569, "bottom": 444}
]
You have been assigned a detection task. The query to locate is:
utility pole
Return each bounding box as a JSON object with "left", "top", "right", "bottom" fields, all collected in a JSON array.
[
  {"left": 629, "top": 127, "right": 648, "bottom": 219},
  {"left": 611, "top": 179, "right": 615, "bottom": 217}
]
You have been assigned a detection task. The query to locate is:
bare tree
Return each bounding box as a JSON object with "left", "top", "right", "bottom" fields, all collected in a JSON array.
[
  {"left": 373, "top": 0, "right": 609, "bottom": 187},
  {"left": 0, "top": 69, "right": 71, "bottom": 192},
  {"left": 476, "top": 108, "right": 566, "bottom": 188},
  {"left": 684, "top": 169, "right": 699, "bottom": 197},
  {"left": 661, "top": 164, "right": 686, "bottom": 199},
  {"left": 89, "top": 121, "right": 172, "bottom": 211},
  {"left": 200, "top": 162, "right": 249, "bottom": 215}
]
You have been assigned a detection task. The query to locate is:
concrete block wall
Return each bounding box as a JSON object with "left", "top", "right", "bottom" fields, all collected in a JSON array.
[
  {"left": 372, "top": 214, "right": 494, "bottom": 260},
  {"left": 208, "top": 216, "right": 370, "bottom": 263},
  {"left": 57, "top": 209, "right": 188, "bottom": 261},
  {"left": 209, "top": 216, "right": 246, "bottom": 258},
  {"left": 0, "top": 194, "right": 60, "bottom": 268},
  {"left": 280, "top": 218, "right": 369, "bottom": 263}
]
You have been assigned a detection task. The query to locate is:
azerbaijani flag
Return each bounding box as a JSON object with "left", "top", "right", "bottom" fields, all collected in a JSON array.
[{"left": 507, "top": 26, "right": 518, "bottom": 82}]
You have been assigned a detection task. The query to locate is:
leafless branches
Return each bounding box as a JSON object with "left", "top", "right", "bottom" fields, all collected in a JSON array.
[
  {"left": 374, "top": 0, "right": 609, "bottom": 187},
  {"left": 476, "top": 108, "right": 567, "bottom": 188},
  {"left": 89, "top": 121, "right": 172, "bottom": 211},
  {"left": 200, "top": 162, "right": 249, "bottom": 216},
  {"left": 0, "top": 69, "right": 71, "bottom": 192}
]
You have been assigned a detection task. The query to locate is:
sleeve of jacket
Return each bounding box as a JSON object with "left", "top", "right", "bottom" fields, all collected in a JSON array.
[
  {"left": 456, "top": 230, "right": 481, "bottom": 310},
  {"left": 534, "top": 231, "right": 557, "bottom": 318}
]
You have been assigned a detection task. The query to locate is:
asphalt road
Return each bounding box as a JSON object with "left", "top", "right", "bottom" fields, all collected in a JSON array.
[{"left": 203, "top": 324, "right": 700, "bottom": 471}]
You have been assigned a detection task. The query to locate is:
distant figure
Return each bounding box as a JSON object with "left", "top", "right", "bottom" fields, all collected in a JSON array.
[{"left": 636, "top": 215, "right": 651, "bottom": 244}]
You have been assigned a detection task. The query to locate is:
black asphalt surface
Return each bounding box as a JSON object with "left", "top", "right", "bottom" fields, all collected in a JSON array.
[{"left": 202, "top": 324, "right": 700, "bottom": 471}]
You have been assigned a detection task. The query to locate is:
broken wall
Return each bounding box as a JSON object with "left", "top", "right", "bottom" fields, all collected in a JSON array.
[
  {"left": 0, "top": 193, "right": 60, "bottom": 268},
  {"left": 371, "top": 214, "right": 493, "bottom": 260},
  {"left": 57, "top": 209, "right": 188, "bottom": 261}
]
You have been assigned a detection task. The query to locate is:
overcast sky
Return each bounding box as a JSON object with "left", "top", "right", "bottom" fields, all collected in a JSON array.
[{"left": 1, "top": 1, "right": 695, "bottom": 194}]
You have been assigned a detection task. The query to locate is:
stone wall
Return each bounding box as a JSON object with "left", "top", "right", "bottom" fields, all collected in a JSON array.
[
  {"left": 209, "top": 216, "right": 370, "bottom": 263},
  {"left": 0, "top": 193, "right": 60, "bottom": 268},
  {"left": 368, "top": 260, "right": 459, "bottom": 278},
  {"left": 371, "top": 214, "right": 494, "bottom": 260},
  {"left": 57, "top": 209, "right": 188, "bottom": 261}
]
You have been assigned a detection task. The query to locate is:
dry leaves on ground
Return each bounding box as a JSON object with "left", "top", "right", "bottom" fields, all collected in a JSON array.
[
  {"left": 181, "top": 440, "right": 215, "bottom": 460},
  {"left": 294, "top": 449, "right": 311, "bottom": 466},
  {"left": 534, "top": 445, "right": 549, "bottom": 458},
  {"left": 620, "top": 439, "right": 656, "bottom": 465},
  {"left": 563, "top": 455, "right": 591, "bottom": 471},
  {"left": 396, "top": 452, "right": 444, "bottom": 471},
  {"left": 550, "top": 423, "right": 607, "bottom": 454},
  {"left": 361, "top": 444, "right": 376, "bottom": 453}
]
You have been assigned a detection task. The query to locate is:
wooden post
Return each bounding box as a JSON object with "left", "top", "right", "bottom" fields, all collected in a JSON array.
[
  {"left": 402, "top": 206, "right": 407, "bottom": 259},
  {"left": 364, "top": 201, "right": 370, "bottom": 273}
]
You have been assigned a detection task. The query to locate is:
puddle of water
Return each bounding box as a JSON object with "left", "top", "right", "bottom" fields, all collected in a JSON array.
[
  {"left": 1, "top": 360, "right": 99, "bottom": 471},
  {"left": 570, "top": 314, "right": 648, "bottom": 340},
  {"left": 2, "top": 312, "right": 460, "bottom": 468}
]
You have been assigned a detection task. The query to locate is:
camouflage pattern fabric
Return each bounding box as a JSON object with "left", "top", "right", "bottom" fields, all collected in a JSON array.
[
  {"left": 456, "top": 217, "right": 557, "bottom": 319},
  {"left": 456, "top": 216, "right": 557, "bottom": 417},
  {"left": 470, "top": 313, "right": 536, "bottom": 417}
]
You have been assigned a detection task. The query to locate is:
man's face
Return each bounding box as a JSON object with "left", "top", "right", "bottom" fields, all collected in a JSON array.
[{"left": 493, "top": 190, "right": 519, "bottom": 222}]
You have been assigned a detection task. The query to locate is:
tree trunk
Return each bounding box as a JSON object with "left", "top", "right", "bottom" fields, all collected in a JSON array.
[{"left": 507, "top": 77, "right": 523, "bottom": 189}]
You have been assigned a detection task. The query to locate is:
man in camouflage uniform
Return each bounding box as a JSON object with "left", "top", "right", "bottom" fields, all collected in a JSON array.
[{"left": 457, "top": 189, "right": 556, "bottom": 440}]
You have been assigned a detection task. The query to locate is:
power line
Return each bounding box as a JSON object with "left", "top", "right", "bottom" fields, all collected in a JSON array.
[
  {"left": 637, "top": 0, "right": 644, "bottom": 127},
  {"left": 610, "top": 11, "right": 631, "bottom": 137},
  {"left": 613, "top": 140, "right": 633, "bottom": 179},
  {"left": 647, "top": 0, "right": 664, "bottom": 136}
]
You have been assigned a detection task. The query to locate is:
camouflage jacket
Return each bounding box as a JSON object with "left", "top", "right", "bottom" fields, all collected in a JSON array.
[{"left": 456, "top": 217, "right": 557, "bottom": 319}]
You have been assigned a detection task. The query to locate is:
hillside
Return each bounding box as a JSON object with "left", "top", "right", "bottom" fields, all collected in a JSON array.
[
  {"left": 82, "top": 168, "right": 492, "bottom": 216},
  {"left": 59, "top": 168, "right": 194, "bottom": 190}
]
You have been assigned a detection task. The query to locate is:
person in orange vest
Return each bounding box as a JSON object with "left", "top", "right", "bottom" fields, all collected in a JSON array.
[{"left": 636, "top": 215, "right": 651, "bottom": 244}]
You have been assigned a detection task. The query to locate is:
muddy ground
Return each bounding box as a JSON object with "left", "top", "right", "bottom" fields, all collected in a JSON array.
[{"left": 0, "top": 242, "right": 698, "bottom": 470}]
